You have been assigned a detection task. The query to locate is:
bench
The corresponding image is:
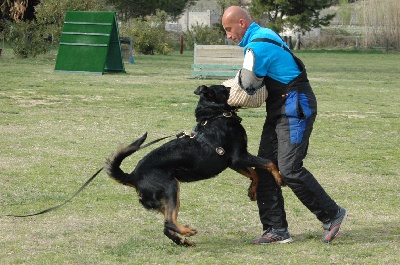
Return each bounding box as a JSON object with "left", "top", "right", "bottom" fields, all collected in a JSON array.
[{"left": 192, "top": 44, "right": 243, "bottom": 79}]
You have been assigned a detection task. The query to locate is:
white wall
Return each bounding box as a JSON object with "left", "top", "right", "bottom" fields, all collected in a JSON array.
[{"left": 166, "top": 10, "right": 221, "bottom": 32}]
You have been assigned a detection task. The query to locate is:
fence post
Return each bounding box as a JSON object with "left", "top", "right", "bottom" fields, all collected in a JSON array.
[
  {"left": 1, "top": 31, "right": 4, "bottom": 56},
  {"left": 386, "top": 38, "right": 389, "bottom": 52},
  {"left": 288, "top": 36, "right": 293, "bottom": 50},
  {"left": 180, "top": 34, "right": 184, "bottom": 54},
  {"left": 295, "top": 34, "right": 301, "bottom": 50}
]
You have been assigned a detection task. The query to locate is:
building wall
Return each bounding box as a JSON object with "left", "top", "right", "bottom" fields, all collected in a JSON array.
[
  {"left": 166, "top": 0, "right": 224, "bottom": 32},
  {"left": 167, "top": 10, "right": 221, "bottom": 32}
]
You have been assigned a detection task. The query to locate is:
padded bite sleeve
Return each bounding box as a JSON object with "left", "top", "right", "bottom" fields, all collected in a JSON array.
[{"left": 238, "top": 48, "right": 265, "bottom": 95}]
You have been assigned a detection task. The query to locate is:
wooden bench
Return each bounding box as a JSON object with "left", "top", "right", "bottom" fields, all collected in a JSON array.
[{"left": 192, "top": 44, "right": 243, "bottom": 79}]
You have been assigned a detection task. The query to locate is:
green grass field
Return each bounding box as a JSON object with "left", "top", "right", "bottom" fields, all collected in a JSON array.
[{"left": 1, "top": 47, "right": 399, "bottom": 264}]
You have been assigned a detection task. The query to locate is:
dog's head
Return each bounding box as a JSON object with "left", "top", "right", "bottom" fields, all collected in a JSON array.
[
  {"left": 194, "top": 85, "right": 230, "bottom": 104},
  {"left": 193, "top": 85, "right": 236, "bottom": 121}
]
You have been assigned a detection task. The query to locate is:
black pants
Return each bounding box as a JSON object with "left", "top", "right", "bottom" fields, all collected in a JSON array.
[{"left": 256, "top": 84, "right": 339, "bottom": 230}]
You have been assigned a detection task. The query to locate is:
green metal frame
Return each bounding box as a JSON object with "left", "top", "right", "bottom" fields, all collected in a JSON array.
[{"left": 55, "top": 11, "right": 125, "bottom": 74}]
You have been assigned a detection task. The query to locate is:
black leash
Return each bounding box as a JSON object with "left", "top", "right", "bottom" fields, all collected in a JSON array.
[
  {"left": 3, "top": 167, "right": 103, "bottom": 218},
  {"left": 138, "top": 131, "right": 184, "bottom": 150},
  {"left": 2, "top": 132, "right": 182, "bottom": 218}
]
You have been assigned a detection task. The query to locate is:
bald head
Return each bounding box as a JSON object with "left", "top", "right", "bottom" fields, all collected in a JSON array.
[
  {"left": 222, "top": 6, "right": 252, "bottom": 24},
  {"left": 222, "top": 6, "right": 253, "bottom": 43}
]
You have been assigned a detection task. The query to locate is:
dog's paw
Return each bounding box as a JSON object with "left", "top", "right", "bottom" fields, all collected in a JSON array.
[
  {"left": 248, "top": 186, "right": 257, "bottom": 201},
  {"left": 181, "top": 238, "right": 196, "bottom": 247},
  {"left": 181, "top": 225, "right": 197, "bottom": 237},
  {"left": 275, "top": 177, "right": 286, "bottom": 187},
  {"left": 165, "top": 228, "right": 196, "bottom": 247}
]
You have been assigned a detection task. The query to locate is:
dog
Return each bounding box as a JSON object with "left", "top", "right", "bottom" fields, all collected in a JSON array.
[{"left": 104, "top": 85, "right": 283, "bottom": 246}]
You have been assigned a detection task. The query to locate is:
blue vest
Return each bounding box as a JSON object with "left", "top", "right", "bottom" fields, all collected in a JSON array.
[{"left": 238, "top": 22, "right": 301, "bottom": 85}]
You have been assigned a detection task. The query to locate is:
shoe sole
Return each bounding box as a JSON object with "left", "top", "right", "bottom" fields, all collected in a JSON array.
[
  {"left": 255, "top": 237, "right": 293, "bottom": 245},
  {"left": 323, "top": 210, "right": 348, "bottom": 243}
]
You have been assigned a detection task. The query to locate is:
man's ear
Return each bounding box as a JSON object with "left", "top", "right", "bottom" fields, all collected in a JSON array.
[{"left": 239, "top": 18, "right": 245, "bottom": 27}]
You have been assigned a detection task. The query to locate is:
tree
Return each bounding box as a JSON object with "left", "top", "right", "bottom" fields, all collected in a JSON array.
[
  {"left": 1, "top": 0, "right": 28, "bottom": 21},
  {"left": 248, "top": 0, "right": 337, "bottom": 33},
  {"left": 106, "top": 0, "right": 197, "bottom": 20},
  {"left": 0, "top": 0, "right": 40, "bottom": 22}
]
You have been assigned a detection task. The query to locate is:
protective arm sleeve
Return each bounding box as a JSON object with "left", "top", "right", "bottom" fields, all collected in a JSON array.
[{"left": 238, "top": 48, "right": 265, "bottom": 95}]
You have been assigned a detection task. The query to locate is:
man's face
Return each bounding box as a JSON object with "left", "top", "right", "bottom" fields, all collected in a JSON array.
[{"left": 222, "top": 19, "right": 246, "bottom": 44}]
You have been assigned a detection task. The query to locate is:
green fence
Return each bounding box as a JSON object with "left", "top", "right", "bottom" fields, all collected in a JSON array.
[{"left": 55, "top": 11, "right": 125, "bottom": 74}]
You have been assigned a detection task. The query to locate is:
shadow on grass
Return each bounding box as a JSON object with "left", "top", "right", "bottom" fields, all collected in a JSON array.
[{"left": 291, "top": 219, "right": 399, "bottom": 245}]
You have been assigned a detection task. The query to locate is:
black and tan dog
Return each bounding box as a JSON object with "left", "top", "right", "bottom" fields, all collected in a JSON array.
[{"left": 104, "top": 85, "right": 283, "bottom": 246}]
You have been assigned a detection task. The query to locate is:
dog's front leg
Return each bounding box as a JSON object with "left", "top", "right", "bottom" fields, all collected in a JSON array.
[
  {"left": 234, "top": 155, "right": 285, "bottom": 187},
  {"left": 229, "top": 165, "right": 258, "bottom": 201},
  {"left": 263, "top": 162, "right": 285, "bottom": 186}
]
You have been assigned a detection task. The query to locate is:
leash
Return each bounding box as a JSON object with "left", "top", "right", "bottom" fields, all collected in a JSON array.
[
  {"left": 3, "top": 167, "right": 103, "bottom": 218},
  {"left": 2, "top": 132, "right": 182, "bottom": 218}
]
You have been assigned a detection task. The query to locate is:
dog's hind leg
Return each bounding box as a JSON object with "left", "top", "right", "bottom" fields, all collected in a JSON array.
[
  {"left": 162, "top": 179, "right": 197, "bottom": 246},
  {"left": 229, "top": 165, "right": 259, "bottom": 201}
]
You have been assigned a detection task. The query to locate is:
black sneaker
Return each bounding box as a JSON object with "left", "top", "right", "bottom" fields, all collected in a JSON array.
[
  {"left": 251, "top": 228, "right": 293, "bottom": 244},
  {"left": 322, "top": 206, "right": 347, "bottom": 243}
]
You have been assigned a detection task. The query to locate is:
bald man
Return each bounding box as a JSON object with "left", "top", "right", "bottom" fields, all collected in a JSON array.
[{"left": 222, "top": 6, "right": 347, "bottom": 244}]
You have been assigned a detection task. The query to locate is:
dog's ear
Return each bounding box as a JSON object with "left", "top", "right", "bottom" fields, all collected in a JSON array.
[{"left": 194, "top": 85, "right": 209, "bottom": 95}]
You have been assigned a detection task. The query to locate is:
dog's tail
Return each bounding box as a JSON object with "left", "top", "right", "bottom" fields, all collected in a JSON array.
[{"left": 104, "top": 133, "right": 147, "bottom": 187}]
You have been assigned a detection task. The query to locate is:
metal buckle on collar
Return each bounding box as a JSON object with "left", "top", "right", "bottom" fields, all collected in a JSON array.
[
  {"left": 176, "top": 131, "right": 186, "bottom": 138},
  {"left": 215, "top": 147, "right": 225, "bottom": 155},
  {"left": 178, "top": 131, "right": 195, "bottom": 138},
  {"left": 223, "top": 112, "right": 232, "bottom": 118}
]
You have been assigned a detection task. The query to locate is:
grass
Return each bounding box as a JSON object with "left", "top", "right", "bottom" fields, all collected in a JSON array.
[{"left": 0, "top": 46, "right": 399, "bottom": 264}]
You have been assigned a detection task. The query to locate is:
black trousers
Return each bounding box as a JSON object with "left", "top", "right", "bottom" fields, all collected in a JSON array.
[{"left": 255, "top": 84, "right": 339, "bottom": 230}]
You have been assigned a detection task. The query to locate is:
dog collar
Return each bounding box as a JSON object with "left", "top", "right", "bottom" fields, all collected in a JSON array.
[
  {"left": 192, "top": 110, "right": 242, "bottom": 155},
  {"left": 199, "top": 110, "right": 242, "bottom": 126},
  {"left": 178, "top": 110, "right": 242, "bottom": 156}
]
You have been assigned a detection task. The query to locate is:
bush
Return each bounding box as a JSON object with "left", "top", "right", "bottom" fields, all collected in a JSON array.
[
  {"left": 183, "top": 23, "right": 225, "bottom": 49},
  {"left": 120, "top": 11, "right": 173, "bottom": 55},
  {"left": 5, "top": 21, "right": 52, "bottom": 58},
  {"left": 34, "top": 0, "right": 111, "bottom": 45}
]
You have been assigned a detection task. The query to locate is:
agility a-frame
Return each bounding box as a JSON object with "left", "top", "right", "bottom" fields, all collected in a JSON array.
[{"left": 55, "top": 11, "right": 125, "bottom": 74}]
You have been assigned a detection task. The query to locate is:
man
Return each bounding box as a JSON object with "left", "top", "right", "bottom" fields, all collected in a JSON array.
[{"left": 221, "top": 6, "right": 347, "bottom": 244}]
